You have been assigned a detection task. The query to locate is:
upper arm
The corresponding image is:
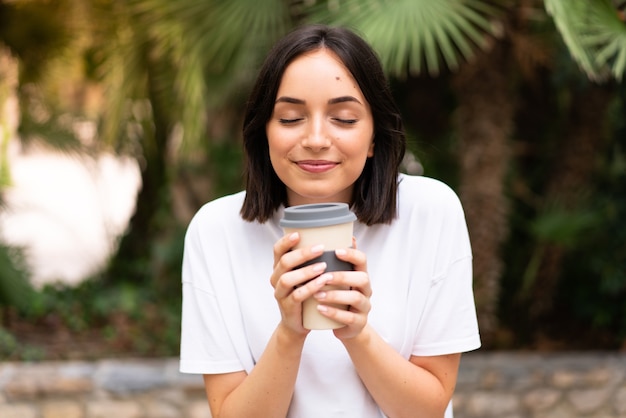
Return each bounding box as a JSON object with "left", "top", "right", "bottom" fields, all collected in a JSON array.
[
  {"left": 409, "top": 353, "right": 461, "bottom": 400},
  {"left": 203, "top": 371, "right": 247, "bottom": 417}
]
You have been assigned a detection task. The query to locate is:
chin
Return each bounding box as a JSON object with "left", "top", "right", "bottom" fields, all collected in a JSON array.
[{"left": 289, "top": 192, "right": 350, "bottom": 206}]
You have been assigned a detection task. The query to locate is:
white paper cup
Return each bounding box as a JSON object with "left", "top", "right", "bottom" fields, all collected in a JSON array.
[{"left": 280, "top": 203, "right": 356, "bottom": 330}]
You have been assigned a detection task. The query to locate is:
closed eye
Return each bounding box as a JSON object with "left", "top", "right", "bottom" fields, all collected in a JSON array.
[
  {"left": 279, "top": 118, "right": 304, "bottom": 124},
  {"left": 333, "top": 118, "right": 358, "bottom": 124}
]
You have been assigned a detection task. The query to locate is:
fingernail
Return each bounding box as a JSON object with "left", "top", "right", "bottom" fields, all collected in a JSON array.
[
  {"left": 311, "top": 244, "right": 324, "bottom": 253},
  {"left": 315, "top": 291, "right": 326, "bottom": 300},
  {"left": 289, "top": 232, "right": 299, "bottom": 241},
  {"left": 335, "top": 248, "right": 347, "bottom": 256},
  {"left": 317, "top": 305, "right": 328, "bottom": 312},
  {"left": 312, "top": 262, "right": 327, "bottom": 272}
]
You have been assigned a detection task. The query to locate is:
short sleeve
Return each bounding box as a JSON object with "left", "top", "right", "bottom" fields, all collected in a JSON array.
[
  {"left": 410, "top": 181, "right": 481, "bottom": 356},
  {"left": 412, "top": 256, "right": 481, "bottom": 356},
  {"left": 180, "top": 283, "right": 244, "bottom": 373},
  {"left": 179, "top": 211, "right": 246, "bottom": 374}
]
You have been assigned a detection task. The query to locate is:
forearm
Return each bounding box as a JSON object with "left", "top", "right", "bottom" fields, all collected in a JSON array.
[
  {"left": 219, "top": 324, "right": 306, "bottom": 418},
  {"left": 341, "top": 325, "right": 455, "bottom": 418}
]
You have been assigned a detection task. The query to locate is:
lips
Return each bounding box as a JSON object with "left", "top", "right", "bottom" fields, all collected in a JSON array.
[{"left": 296, "top": 160, "right": 338, "bottom": 173}]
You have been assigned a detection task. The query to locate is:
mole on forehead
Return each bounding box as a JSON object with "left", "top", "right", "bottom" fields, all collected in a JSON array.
[{"left": 336, "top": 76, "right": 341, "bottom": 81}]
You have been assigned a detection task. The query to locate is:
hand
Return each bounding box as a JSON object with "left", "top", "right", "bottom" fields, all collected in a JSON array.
[
  {"left": 314, "top": 238, "right": 372, "bottom": 340},
  {"left": 271, "top": 232, "right": 333, "bottom": 336}
]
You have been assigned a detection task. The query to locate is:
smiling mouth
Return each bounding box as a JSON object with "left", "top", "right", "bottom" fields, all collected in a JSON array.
[{"left": 296, "top": 160, "right": 338, "bottom": 173}]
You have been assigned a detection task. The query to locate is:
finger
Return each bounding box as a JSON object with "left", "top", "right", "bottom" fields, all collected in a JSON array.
[
  {"left": 325, "top": 270, "right": 372, "bottom": 298},
  {"left": 279, "top": 244, "right": 326, "bottom": 272},
  {"left": 274, "top": 262, "right": 328, "bottom": 298},
  {"left": 314, "top": 286, "right": 370, "bottom": 314},
  {"left": 276, "top": 272, "right": 333, "bottom": 306},
  {"left": 335, "top": 247, "right": 367, "bottom": 272},
  {"left": 273, "top": 232, "right": 300, "bottom": 267},
  {"left": 316, "top": 303, "right": 363, "bottom": 327},
  {"left": 271, "top": 243, "right": 325, "bottom": 288}
]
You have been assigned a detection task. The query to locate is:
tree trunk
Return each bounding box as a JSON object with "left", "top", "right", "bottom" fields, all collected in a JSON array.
[{"left": 452, "top": 42, "right": 514, "bottom": 346}]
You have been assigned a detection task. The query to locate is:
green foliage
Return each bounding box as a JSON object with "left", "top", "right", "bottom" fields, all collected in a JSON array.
[
  {"left": 309, "top": 0, "right": 504, "bottom": 77},
  {"left": 560, "top": 198, "right": 626, "bottom": 338},
  {"left": 0, "top": 327, "right": 44, "bottom": 361},
  {"left": 0, "top": 327, "right": 18, "bottom": 359},
  {"left": 0, "top": 241, "right": 34, "bottom": 311},
  {"left": 530, "top": 206, "right": 599, "bottom": 247},
  {"left": 560, "top": 89, "right": 626, "bottom": 337},
  {"left": 17, "top": 89, "right": 87, "bottom": 155},
  {"left": 0, "top": 0, "right": 74, "bottom": 82},
  {"left": 207, "top": 140, "right": 245, "bottom": 199},
  {"left": 2, "top": 0, "right": 626, "bottom": 356},
  {"left": 93, "top": 0, "right": 292, "bottom": 155},
  {"left": 520, "top": 207, "right": 600, "bottom": 296},
  {"left": 499, "top": 80, "right": 626, "bottom": 349},
  {"left": 9, "top": 277, "right": 182, "bottom": 360},
  {"left": 546, "top": 0, "right": 626, "bottom": 81}
]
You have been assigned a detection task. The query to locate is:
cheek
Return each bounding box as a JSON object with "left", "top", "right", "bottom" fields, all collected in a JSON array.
[
  {"left": 266, "top": 129, "right": 290, "bottom": 178},
  {"left": 267, "top": 141, "right": 282, "bottom": 169},
  {"left": 267, "top": 123, "right": 300, "bottom": 157},
  {"left": 266, "top": 125, "right": 282, "bottom": 157}
]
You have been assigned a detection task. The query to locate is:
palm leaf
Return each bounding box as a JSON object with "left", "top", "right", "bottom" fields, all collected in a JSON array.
[
  {"left": 96, "top": 0, "right": 292, "bottom": 154},
  {"left": 308, "top": 0, "right": 503, "bottom": 77},
  {"left": 176, "top": 0, "right": 292, "bottom": 151},
  {"left": 91, "top": 1, "right": 148, "bottom": 151},
  {"left": 546, "top": 0, "right": 626, "bottom": 82}
]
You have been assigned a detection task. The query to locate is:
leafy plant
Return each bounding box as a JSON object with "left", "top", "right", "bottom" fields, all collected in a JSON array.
[
  {"left": 546, "top": 0, "right": 626, "bottom": 81},
  {"left": 521, "top": 207, "right": 600, "bottom": 295},
  {"left": 309, "top": 0, "right": 504, "bottom": 77},
  {"left": 0, "top": 241, "right": 34, "bottom": 311}
]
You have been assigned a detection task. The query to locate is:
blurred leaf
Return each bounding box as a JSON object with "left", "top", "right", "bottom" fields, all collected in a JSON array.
[
  {"left": 309, "top": 0, "right": 504, "bottom": 77},
  {"left": 18, "top": 109, "right": 86, "bottom": 155},
  {"left": 95, "top": 0, "right": 292, "bottom": 156},
  {"left": 530, "top": 206, "right": 599, "bottom": 247},
  {"left": 0, "top": 0, "right": 74, "bottom": 82},
  {"left": 0, "top": 242, "right": 34, "bottom": 310},
  {"left": 546, "top": 0, "right": 626, "bottom": 82},
  {"left": 0, "top": 328, "right": 18, "bottom": 360}
]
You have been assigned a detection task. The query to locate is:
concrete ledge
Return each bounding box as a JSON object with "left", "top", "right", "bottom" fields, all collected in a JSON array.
[
  {"left": 0, "top": 358, "right": 208, "bottom": 418},
  {"left": 0, "top": 352, "right": 625, "bottom": 417},
  {"left": 454, "top": 352, "right": 626, "bottom": 417}
]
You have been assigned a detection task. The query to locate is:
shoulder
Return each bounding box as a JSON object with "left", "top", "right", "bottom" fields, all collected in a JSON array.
[
  {"left": 194, "top": 191, "right": 246, "bottom": 218},
  {"left": 397, "top": 174, "right": 463, "bottom": 215},
  {"left": 186, "top": 191, "right": 247, "bottom": 237}
]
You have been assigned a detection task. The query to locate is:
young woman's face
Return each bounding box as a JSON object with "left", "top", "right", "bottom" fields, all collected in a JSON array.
[{"left": 266, "top": 48, "right": 375, "bottom": 207}]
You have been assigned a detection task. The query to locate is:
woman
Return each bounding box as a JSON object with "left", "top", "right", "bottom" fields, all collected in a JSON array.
[{"left": 180, "top": 24, "right": 480, "bottom": 418}]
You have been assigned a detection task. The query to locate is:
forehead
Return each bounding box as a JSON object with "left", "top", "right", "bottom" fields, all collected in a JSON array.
[
  {"left": 278, "top": 49, "right": 362, "bottom": 96},
  {"left": 286, "top": 48, "right": 348, "bottom": 71}
]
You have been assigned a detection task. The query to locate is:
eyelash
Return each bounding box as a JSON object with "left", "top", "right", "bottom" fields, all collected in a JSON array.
[
  {"left": 279, "top": 118, "right": 303, "bottom": 124},
  {"left": 278, "top": 118, "right": 357, "bottom": 125},
  {"left": 333, "top": 118, "right": 357, "bottom": 125}
]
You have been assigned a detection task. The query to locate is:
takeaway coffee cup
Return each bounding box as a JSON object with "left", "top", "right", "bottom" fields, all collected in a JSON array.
[{"left": 280, "top": 203, "right": 357, "bottom": 330}]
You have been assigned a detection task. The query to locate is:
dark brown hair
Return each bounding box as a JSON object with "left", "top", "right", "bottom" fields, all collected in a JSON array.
[{"left": 240, "top": 24, "right": 406, "bottom": 225}]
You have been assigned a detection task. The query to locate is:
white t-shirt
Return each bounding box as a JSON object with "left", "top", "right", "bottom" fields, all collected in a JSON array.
[{"left": 180, "top": 174, "right": 481, "bottom": 417}]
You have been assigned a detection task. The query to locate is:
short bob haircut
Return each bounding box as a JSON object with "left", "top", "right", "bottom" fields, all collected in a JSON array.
[{"left": 240, "top": 24, "right": 406, "bottom": 226}]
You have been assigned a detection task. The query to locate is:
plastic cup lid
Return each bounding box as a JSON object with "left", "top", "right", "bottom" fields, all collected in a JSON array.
[{"left": 279, "top": 203, "right": 356, "bottom": 228}]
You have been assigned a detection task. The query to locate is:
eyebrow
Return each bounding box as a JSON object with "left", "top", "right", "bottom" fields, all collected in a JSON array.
[{"left": 274, "top": 96, "right": 362, "bottom": 105}]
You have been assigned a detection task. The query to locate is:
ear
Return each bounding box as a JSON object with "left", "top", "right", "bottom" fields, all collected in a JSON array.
[{"left": 367, "top": 140, "right": 375, "bottom": 158}]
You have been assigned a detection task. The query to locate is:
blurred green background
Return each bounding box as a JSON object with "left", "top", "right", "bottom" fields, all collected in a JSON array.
[{"left": 0, "top": 0, "right": 625, "bottom": 360}]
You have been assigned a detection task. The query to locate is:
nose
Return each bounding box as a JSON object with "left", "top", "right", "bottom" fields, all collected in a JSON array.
[{"left": 301, "top": 116, "right": 331, "bottom": 151}]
